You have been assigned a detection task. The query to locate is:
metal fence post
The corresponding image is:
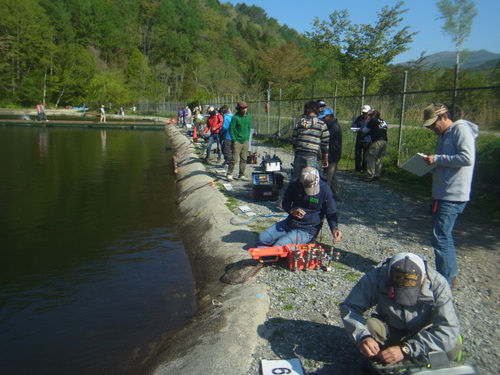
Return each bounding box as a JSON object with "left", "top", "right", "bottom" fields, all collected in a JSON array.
[{"left": 397, "top": 71, "right": 408, "bottom": 166}]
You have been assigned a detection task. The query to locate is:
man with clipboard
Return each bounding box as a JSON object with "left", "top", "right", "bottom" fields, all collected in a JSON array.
[{"left": 421, "top": 103, "right": 478, "bottom": 288}]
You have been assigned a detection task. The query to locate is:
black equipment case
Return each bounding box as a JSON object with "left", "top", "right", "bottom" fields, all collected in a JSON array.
[{"left": 251, "top": 172, "right": 280, "bottom": 201}]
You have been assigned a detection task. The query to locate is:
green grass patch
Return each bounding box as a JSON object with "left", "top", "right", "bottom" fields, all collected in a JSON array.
[
  {"left": 344, "top": 271, "right": 363, "bottom": 282},
  {"left": 224, "top": 196, "right": 239, "bottom": 213},
  {"left": 261, "top": 125, "right": 500, "bottom": 225}
]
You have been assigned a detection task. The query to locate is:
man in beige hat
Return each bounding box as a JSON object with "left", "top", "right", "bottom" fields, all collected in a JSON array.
[
  {"left": 421, "top": 103, "right": 478, "bottom": 287},
  {"left": 258, "top": 167, "right": 342, "bottom": 246},
  {"left": 227, "top": 101, "right": 252, "bottom": 181}
]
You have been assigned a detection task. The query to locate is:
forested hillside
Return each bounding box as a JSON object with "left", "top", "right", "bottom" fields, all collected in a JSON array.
[
  {"left": 0, "top": 0, "right": 498, "bottom": 110},
  {"left": 0, "top": 0, "right": 311, "bottom": 107}
]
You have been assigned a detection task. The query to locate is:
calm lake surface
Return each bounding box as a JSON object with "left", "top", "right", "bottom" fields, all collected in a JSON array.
[{"left": 0, "top": 126, "right": 196, "bottom": 374}]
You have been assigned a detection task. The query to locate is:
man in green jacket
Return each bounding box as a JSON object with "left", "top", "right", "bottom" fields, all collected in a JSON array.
[{"left": 227, "top": 101, "right": 252, "bottom": 181}]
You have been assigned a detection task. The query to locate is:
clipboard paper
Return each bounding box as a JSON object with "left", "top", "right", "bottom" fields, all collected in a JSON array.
[{"left": 400, "top": 153, "right": 435, "bottom": 177}]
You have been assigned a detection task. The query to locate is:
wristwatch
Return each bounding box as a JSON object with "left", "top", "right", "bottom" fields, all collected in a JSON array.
[{"left": 401, "top": 343, "right": 411, "bottom": 357}]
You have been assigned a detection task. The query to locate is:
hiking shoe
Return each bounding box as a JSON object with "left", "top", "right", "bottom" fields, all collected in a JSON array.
[
  {"left": 227, "top": 175, "right": 234, "bottom": 181},
  {"left": 239, "top": 175, "right": 249, "bottom": 181}
]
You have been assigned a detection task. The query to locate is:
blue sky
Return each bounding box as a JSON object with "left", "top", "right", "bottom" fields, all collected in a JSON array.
[{"left": 224, "top": 0, "right": 500, "bottom": 64}]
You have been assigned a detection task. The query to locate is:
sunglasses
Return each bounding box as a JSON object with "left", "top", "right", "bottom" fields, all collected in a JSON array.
[{"left": 425, "top": 115, "right": 441, "bottom": 129}]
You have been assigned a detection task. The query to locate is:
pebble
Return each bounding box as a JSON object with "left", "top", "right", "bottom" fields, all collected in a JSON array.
[{"left": 215, "top": 142, "right": 499, "bottom": 375}]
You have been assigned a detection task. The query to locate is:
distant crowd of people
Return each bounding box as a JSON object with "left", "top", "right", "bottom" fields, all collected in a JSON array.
[{"left": 177, "top": 98, "right": 478, "bottom": 369}]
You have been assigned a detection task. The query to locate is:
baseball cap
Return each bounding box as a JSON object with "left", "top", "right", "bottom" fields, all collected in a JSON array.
[
  {"left": 300, "top": 167, "right": 320, "bottom": 196},
  {"left": 422, "top": 103, "right": 448, "bottom": 127},
  {"left": 318, "top": 108, "right": 334, "bottom": 118},
  {"left": 388, "top": 253, "right": 426, "bottom": 306},
  {"left": 362, "top": 105, "right": 371, "bottom": 113},
  {"left": 236, "top": 100, "right": 248, "bottom": 109}
]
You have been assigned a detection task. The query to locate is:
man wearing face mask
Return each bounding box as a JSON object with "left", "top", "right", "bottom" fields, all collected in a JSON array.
[{"left": 340, "top": 252, "right": 461, "bottom": 365}]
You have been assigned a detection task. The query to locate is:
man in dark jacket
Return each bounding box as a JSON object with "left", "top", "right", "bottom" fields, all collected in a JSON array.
[
  {"left": 259, "top": 167, "right": 342, "bottom": 246},
  {"left": 361, "top": 109, "right": 388, "bottom": 182},
  {"left": 319, "top": 108, "right": 342, "bottom": 200},
  {"left": 352, "top": 105, "right": 372, "bottom": 172}
]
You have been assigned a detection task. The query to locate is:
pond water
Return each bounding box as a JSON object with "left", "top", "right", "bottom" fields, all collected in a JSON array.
[{"left": 0, "top": 126, "right": 195, "bottom": 374}]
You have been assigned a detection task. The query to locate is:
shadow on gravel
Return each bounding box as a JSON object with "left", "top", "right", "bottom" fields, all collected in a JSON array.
[
  {"left": 334, "top": 248, "right": 379, "bottom": 273},
  {"left": 258, "top": 318, "right": 366, "bottom": 375}
]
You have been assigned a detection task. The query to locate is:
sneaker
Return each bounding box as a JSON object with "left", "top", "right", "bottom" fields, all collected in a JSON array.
[
  {"left": 239, "top": 175, "right": 249, "bottom": 181},
  {"left": 227, "top": 175, "right": 234, "bottom": 181}
]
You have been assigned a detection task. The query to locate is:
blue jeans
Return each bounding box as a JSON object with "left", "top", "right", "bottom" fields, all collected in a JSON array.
[
  {"left": 259, "top": 220, "right": 314, "bottom": 246},
  {"left": 292, "top": 154, "right": 318, "bottom": 178},
  {"left": 206, "top": 133, "right": 222, "bottom": 159},
  {"left": 431, "top": 200, "right": 467, "bottom": 286}
]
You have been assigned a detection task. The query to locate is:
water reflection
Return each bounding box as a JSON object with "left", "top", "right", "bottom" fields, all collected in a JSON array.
[
  {"left": 0, "top": 126, "right": 196, "bottom": 374},
  {"left": 38, "top": 128, "right": 49, "bottom": 159},
  {"left": 101, "top": 129, "right": 107, "bottom": 153}
]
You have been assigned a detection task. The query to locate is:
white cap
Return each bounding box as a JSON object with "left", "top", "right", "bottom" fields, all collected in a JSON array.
[{"left": 362, "top": 105, "right": 371, "bottom": 113}]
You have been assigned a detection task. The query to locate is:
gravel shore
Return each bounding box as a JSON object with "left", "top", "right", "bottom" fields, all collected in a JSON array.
[{"left": 202, "top": 140, "right": 499, "bottom": 375}]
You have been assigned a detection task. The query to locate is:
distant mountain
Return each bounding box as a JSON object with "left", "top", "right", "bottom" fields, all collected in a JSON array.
[{"left": 401, "top": 50, "right": 500, "bottom": 70}]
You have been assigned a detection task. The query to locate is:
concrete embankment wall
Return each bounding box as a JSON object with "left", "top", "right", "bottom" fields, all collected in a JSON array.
[{"left": 150, "top": 125, "right": 269, "bottom": 374}]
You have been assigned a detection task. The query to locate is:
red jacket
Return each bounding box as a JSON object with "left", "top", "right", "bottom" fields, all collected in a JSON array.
[{"left": 204, "top": 114, "right": 223, "bottom": 134}]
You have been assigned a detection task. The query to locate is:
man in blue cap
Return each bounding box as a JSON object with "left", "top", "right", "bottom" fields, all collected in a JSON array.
[{"left": 319, "top": 108, "right": 342, "bottom": 200}]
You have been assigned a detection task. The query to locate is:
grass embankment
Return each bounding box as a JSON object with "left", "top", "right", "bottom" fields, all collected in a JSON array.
[{"left": 260, "top": 126, "right": 500, "bottom": 226}]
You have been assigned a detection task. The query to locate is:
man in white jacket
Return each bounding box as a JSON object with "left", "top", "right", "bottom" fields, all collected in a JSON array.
[{"left": 422, "top": 103, "right": 478, "bottom": 287}]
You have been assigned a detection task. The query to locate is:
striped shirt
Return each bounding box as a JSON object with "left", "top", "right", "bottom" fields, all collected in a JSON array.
[{"left": 292, "top": 116, "right": 330, "bottom": 156}]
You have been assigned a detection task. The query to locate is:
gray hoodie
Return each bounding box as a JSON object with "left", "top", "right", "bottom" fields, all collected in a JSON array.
[
  {"left": 432, "top": 119, "right": 479, "bottom": 202},
  {"left": 340, "top": 263, "right": 459, "bottom": 359}
]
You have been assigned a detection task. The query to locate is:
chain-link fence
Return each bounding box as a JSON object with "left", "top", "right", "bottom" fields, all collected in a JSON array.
[
  {"left": 210, "top": 86, "right": 498, "bottom": 135},
  {"left": 135, "top": 84, "right": 498, "bottom": 168},
  {"left": 202, "top": 85, "right": 498, "bottom": 168}
]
